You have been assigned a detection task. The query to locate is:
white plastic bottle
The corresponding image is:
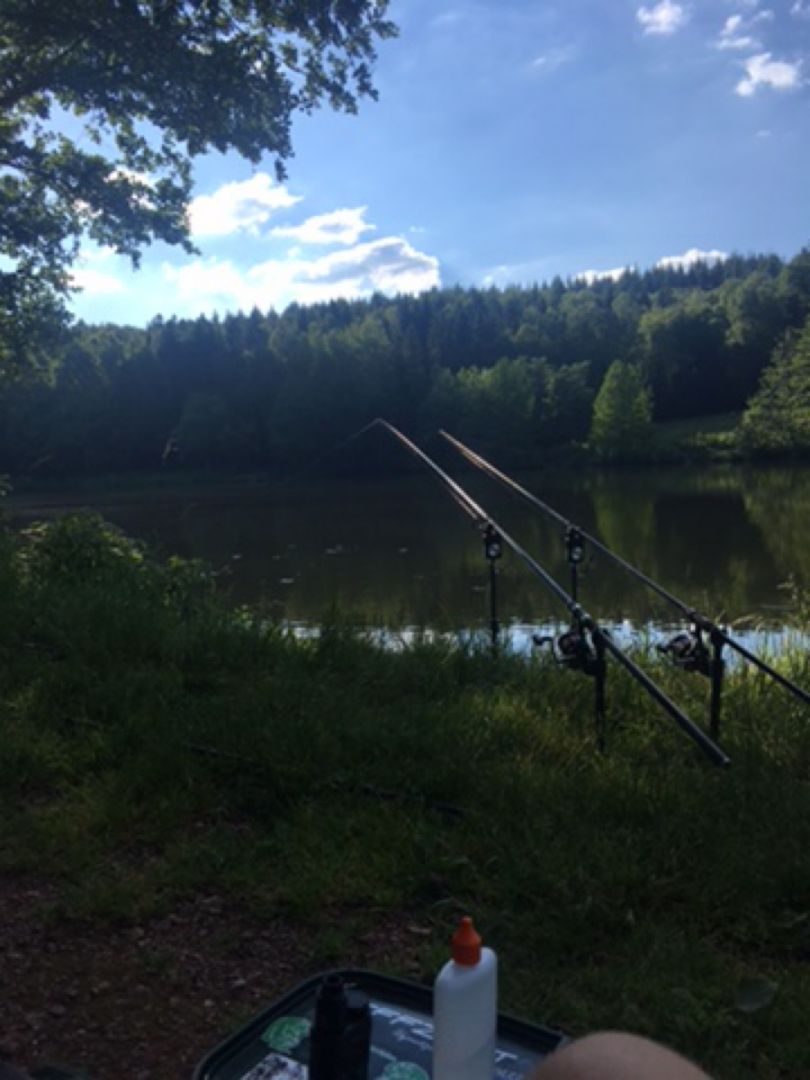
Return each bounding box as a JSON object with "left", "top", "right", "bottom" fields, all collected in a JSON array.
[{"left": 432, "top": 916, "right": 498, "bottom": 1080}]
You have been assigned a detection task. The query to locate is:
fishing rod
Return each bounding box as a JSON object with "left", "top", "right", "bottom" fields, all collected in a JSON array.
[
  {"left": 439, "top": 429, "right": 810, "bottom": 735},
  {"left": 374, "top": 419, "right": 730, "bottom": 768},
  {"left": 375, "top": 419, "right": 574, "bottom": 611}
]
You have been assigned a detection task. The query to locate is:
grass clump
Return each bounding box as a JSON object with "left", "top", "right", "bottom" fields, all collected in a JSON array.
[
  {"left": 1, "top": 513, "right": 810, "bottom": 1077},
  {"left": 653, "top": 413, "right": 744, "bottom": 463}
]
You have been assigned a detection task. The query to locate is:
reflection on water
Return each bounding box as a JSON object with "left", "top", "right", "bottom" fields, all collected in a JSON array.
[
  {"left": 280, "top": 620, "right": 809, "bottom": 666},
  {"left": 6, "top": 464, "right": 810, "bottom": 649}
]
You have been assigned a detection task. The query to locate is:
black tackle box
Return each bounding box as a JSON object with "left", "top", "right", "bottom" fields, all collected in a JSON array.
[{"left": 194, "top": 969, "right": 568, "bottom": 1080}]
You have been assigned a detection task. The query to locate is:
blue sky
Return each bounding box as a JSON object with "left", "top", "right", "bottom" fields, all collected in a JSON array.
[{"left": 71, "top": 0, "right": 810, "bottom": 325}]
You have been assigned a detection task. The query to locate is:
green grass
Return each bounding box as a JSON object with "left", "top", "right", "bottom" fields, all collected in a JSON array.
[
  {"left": 2, "top": 514, "right": 810, "bottom": 1077},
  {"left": 654, "top": 413, "right": 744, "bottom": 462}
]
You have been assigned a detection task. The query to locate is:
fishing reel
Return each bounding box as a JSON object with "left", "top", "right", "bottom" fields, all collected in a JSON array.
[
  {"left": 483, "top": 524, "right": 502, "bottom": 562},
  {"left": 563, "top": 525, "right": 594, "bottom": 602},
  {"left": 533, "top": 625, "right": 599, "bottom": 675},
  {"left": 657, "top": 626, "right": 712, "bottom": 676},
  {"left": 565, "top": 526, "right": 585, "bottom": 565}
]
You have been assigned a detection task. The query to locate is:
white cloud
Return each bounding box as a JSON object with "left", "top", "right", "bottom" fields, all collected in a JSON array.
[
  {"left": 578, "top": 266, "right": 631, "bottom": 284},
  {"left": 271, "top": 207, "right": 375, "bottom": 246},
  {"left": 188, "top": 173, "right": 301, "bottom": 237},
  {"left": 302, "top": 237, "right": 439, "bottom": 294},
  {"left": 481, "top": 257, "right": 560, "bottom": 288},
  {"left": 636, "top": 1, "right": 688, "bottom": 35},
  {"left": 530, "top": 46, "right": 576, "bottom": 73},
  {"left": 482, "top": 265, "right": 511, "bottom": 288},
  {"left": 70, "top": 267, "right": 127, "bottom": 295},
  {"left": 79, "top": 245, "right": 118, "bottom": 264},
  {"left": 430, "top": 10, "right": 461, "bottom": 28},
  {"left": 161, "top": 237, "right": 440, "bottom": 315},
  {"left": 162, "top": 260, "right": 247, "bottom": 310},
  {"left": 791, "top": 1, "right": 810, "bottom": 16},
  {"left": 736, "top": 53, "right": 802, "bottom": 96},
  {"left": 719, "top": 34, "right": 757, "bottom": 50},
  {"left": 108, "top": 167, "right": 155, "bottom": 188},
  {"left": 716, "top": 14, "right": 758, "bottom": 50},
  {"left": 577, "top": 250, "right": 727, "bottom": 282},
  {"left": 69, "top": 246, "right": 127, "bottom": 295},
  {"left": 656, "top": 248, "right": 727, "bottom": 270}
]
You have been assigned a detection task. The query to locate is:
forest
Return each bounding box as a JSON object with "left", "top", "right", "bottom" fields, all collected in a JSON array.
[{"left": 1, "top": 248, "right": 810, "bottom": 478}]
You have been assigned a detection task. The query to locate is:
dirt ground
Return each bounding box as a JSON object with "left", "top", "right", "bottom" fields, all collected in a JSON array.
[{"left": 0, "top": 875, "right": 424, "bottom": 1079}]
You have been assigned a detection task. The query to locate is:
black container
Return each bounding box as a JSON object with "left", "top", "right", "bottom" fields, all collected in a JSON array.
[
  {"left": 193, "top": 969, "right": 568, "bottom": 1080},
  {"left": 309, "top": 974, "right": 371, "bottom": 1080}
]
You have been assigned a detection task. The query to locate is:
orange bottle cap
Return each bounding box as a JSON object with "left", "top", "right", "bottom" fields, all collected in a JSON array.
[{"left": 452, "top": 916, "right": 482, "bottom": 965}]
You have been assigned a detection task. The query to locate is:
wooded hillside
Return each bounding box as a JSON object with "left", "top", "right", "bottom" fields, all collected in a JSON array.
[{"left": 2, "top": 249, "right": 809, "bottom": 475}]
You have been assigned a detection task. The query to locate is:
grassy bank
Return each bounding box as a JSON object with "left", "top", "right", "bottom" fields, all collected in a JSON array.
[
  {"left": 0, "top": 412, "right": 783, "bottom": 490},
  {"left": 653, "top": 412, "right": 744, "bottom": 463},
  {"left": 2, "top": 515, "right": 810, "bottom": 1078}
]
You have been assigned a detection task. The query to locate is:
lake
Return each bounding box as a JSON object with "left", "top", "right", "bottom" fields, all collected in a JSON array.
[{"left": 5, "top": 463, "right": 810, "bottom": 653}]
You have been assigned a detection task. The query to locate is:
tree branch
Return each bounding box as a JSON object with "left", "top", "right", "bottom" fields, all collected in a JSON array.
[{"left": 0, "top": 33, "right": 89, "bottom": 112}]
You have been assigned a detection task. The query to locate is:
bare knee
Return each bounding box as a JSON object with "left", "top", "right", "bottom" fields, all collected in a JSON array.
[{"left": 533, "top": 1032, "right": 711, "bottom": 1080}]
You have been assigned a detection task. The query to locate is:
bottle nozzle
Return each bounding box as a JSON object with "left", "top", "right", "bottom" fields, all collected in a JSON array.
[{"left": 452, "top": 916, "right": 482, "bottom": 965}]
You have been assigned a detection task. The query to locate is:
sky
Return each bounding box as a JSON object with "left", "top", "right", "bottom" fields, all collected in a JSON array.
[{"left": 71, "top": 0, "right": 810, "bottom": 325}]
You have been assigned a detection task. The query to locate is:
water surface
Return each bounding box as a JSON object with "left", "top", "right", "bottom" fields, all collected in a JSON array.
[{"left": 6, "top": 464, "right": 810, "bottom": 650}]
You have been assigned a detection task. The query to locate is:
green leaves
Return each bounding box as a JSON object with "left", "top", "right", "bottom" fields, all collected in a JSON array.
[
  {"left": 741, "top": 315, "right": 810, "bottom": 457},
  {"left": 0, "top": 0, "right": 396, "bottom": 370},
  {"left": 589, "top": 360, "right": 653, "bottom": 462}
]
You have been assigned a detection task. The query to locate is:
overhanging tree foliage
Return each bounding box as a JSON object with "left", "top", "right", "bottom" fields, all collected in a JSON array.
[{"left": 0, "top": 0, "right": 396, "bottom": 371}]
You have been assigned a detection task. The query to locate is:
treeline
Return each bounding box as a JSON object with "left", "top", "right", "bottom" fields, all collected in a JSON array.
[{"left": 1, "top": 249, "right": 809, "bottom": 476}]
